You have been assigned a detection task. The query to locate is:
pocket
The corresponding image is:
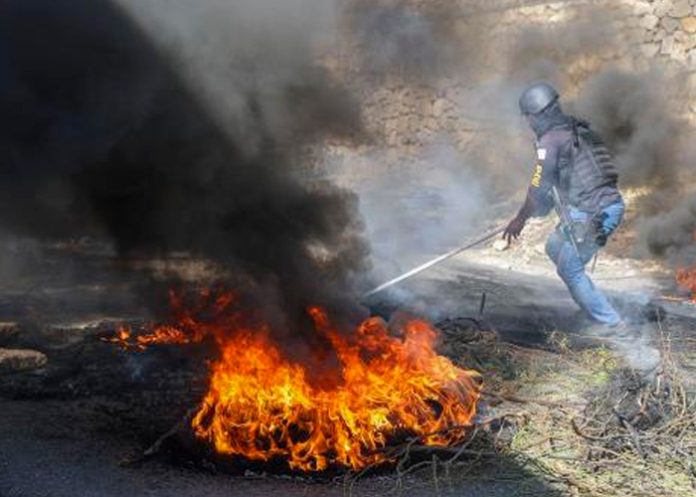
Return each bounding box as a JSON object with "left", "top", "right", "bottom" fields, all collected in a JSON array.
[
  {"left": 601, "top": 202, "right": 624, "bottom": 235},
  {"left": 571, "top": 220, "right": 592, "bottom": 245},
  {"left": 578, "top": 240, "right": 597, "bottom": 264}
]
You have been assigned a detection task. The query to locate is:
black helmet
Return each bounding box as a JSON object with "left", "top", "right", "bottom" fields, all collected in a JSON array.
[{"left": 518, "top": 82, "right": 559, "bottom": 115}]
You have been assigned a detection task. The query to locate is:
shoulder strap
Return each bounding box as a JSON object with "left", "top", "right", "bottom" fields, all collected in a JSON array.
[{"left": 571, "top": 118, "right": 580, "bottom": 149}]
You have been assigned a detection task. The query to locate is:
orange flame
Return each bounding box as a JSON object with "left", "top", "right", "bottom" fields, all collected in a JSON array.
[
  {"left": 102, "top": 325, "right": 195, "bottom": 351},
  {"left": 106, "top": 290, "right": 481, "bottom": 471},
  {"left": 676, "top": 265, "right": 696, "bottom": 302}
]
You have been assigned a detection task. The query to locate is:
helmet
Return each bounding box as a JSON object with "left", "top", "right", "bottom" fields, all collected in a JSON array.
[{"left": 518, "top": 82, "right": 559, "bottom": 115}]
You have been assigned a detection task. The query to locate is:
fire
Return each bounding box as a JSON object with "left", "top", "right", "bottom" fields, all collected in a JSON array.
[
  {"left": 102, "top": 325, "right": 194, "bottom": 351},
  {"left": 676, "top": 265, "right": 696, "bottom": 301},
  {"left": 107, "top": 290, "right": 481, "bottom": 471}
]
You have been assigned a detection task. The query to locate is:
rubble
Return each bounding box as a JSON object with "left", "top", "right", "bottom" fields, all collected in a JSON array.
[
  {"left": 0, "top": 322, "right": 19, "bottom": 346},
  {"left": 660, "top": 16, "right": 680, "bottom": 32},
  {"left": 40, "top": 321, "right": 109, "bottom": 349},
  {"left": 669, "top": 0, "right": 693, "bottom": 18},
  {"left": 640, "top": 13, "right": 660, "bottom": 30},
  {"left": 0, "top": 348, "right": 47, "bottom": 373},
  {"left": 681, "top": 16, "right": 696, "bottom": 33}
]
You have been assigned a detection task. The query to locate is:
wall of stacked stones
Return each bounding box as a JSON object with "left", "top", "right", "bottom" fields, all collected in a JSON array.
[
  {"left": 324, "top": 0, "right": 696, "bottom": 184},
  {"left": 637, "top": 0, "right": 696, "bottom": 65}
]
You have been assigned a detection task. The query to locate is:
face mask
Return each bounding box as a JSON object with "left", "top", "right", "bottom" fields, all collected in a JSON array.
[{"left": 526, "top": 102, "right": 567, "bottom": 137}]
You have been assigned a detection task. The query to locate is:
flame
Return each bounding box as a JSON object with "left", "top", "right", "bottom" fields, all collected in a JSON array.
[
  {"left": 106, "top": 290, "right": 481, "bottom": 471},
  {"left": 102, "top": 325, "right": 194, "bottom": 351},
  {"left": 676, "top": 265, "right": 696, "bottom": 302}
]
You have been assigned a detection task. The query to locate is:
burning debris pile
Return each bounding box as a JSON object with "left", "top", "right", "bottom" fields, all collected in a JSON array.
[
  {"left": 676, "top": 266, "right": 696, "bottom": 302},
  {"left": 107, "top": 290, "right": 481, "bottom": 471},
  {"left": 0, "top": 0, "right": 491, "bottom": 476}
]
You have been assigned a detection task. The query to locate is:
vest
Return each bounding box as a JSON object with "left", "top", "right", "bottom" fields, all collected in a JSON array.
[{"left": 556, "top": 121, "right": 621, "bottom": 213}]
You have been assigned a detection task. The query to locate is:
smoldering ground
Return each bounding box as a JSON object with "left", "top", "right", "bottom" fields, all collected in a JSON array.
[{"left": 0, "top": 0, "right": 371, "bottom": 336}]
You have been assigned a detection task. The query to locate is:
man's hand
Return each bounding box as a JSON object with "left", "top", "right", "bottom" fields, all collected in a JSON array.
[
  {"left": 503, "top": 215, "right": 526, "bottom": 243},
  {"left": 504, "top": 192, "right": 536, "bottom": 243}
]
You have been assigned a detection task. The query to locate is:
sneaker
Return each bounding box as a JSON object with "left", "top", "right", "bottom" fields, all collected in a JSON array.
[{"left": 583, "top": 321, "right": 634, "bottom": 341}]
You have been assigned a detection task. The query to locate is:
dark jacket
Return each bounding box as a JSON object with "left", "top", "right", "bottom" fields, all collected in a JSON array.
[{"left": 525, "top": 117, "right": 622, "bottom": 217}]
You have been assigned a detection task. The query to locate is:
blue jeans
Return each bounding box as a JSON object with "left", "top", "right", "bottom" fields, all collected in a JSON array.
[{"left": 545, "top": 200, "right": 625, "bottom": 325}]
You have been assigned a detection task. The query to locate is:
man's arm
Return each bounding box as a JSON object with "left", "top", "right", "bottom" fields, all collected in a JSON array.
[
  {"left": 527, "top": 135, "right": 562, "bottom": 216},
  {"left": 503, "top": 134, "right": 563, "bottom": 242}
]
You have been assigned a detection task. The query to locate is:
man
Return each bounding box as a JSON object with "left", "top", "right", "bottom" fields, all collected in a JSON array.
[{"left": 503, "top": 82, "right": 626, "bottom": 330}]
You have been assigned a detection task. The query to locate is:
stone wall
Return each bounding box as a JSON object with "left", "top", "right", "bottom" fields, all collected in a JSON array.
[
  {"left": 636, "top": 0, "right": 696, "bottom": 65},
  {"left": 317, "top": 0, "right": 696, "bottom": 268},
  {"left": 324, "top": 0, "right": 696, "bottom": 181}
]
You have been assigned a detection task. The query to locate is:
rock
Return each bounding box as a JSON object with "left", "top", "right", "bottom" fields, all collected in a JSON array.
[
  {"left": 670, "top": 0, "right": 692, "bottom": 17},
  {"left": 670, "top": 31, "right": 691, "bottom": 59},
  {"left": 0, "top": 322, "right": 19, "bottom": 345},
  {"left": 675, "top": 29, "right": 690, "bottom": 43},
  {"left": 40, "top": 323, "right": 91, "bottom": 349},
  {"left": 634, "top": 1, "right": 653, "bottom": 16},
  {"left": 641, "top": 13, "right": 660, "bottom": 29},
  {"left": 641, "top": 42, "right": 661, "bottom": 58},
  {"left": 661, "top": 35, "right": 676, "bottom": 55},
  {"left": 661, "top": 16, "right": 680, "bottom": 32},
  {"left": 642, "top": 27, "right": 658, "bottom": 43},
  {"left": 0, "top": 348, "right": 47, "bottom": 373},
  {"left": 421, "top": 116, "right": 438, "bottom": 132},
  {"left": 688, "top": 49, "right": 696, "bottom": 67},
  {"left": 654, "top": 0, "right": 672, "bottom": 17},
  {"left": 40, "top": 318, "right": 132, "bottom": 349},
  {"left": 432, "top": 98, "right": 449, "bottom": 118},
  {"left": 653, "top": 28, "right": 668, "bottom": 43},
  {"left": 682, "top": 16, "right": 696, "bottom": 32}
]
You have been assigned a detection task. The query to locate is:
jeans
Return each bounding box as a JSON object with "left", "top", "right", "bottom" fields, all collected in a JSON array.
[{"left": 545, "top": 200, "right": 625, "bottom": 325}]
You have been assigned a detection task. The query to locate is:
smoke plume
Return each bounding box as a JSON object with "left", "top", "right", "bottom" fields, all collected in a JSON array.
[
  {"left": 639, "top": 194, "right": 696, "bottom": 264},
  {"left": 0, "top": 0, "right": 370, "bottom": 329},
  {"left": 573, "top": 69, "right": 696, "bottom": 261},
  {"left": 346, "top": 2, "right": 461, "bottom": 80},
  {"left": 574, "top": 70, "right": 692, "bottom": 191}
]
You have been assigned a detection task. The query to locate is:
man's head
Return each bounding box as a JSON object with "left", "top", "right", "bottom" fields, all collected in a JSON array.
[
  {"left": 519, "top": 82, "right": 568, "bottom": 137},
  {"left": 518, "top": 82, "right": 559, "bottom": 116}
]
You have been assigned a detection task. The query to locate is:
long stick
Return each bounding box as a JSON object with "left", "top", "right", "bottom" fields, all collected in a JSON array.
[{"left": 363, "top": 226, "right": 505, "bottom": 298}]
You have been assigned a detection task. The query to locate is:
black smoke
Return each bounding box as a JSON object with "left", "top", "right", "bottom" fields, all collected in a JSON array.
[
  {"left": 0, "top": 0, "right": 370, "bottom": 329},
  {"left": 573, "top": 70, "right": 696, "bottom": 262},
  {"left": 347, "top": 2, "right": 461, "bottom": 80},
  {"left": 639, "top": 194, "right": 696, "bottom": 264},
  {"left": 574, "top": 70, "right": 691, "bottom": 191}
]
